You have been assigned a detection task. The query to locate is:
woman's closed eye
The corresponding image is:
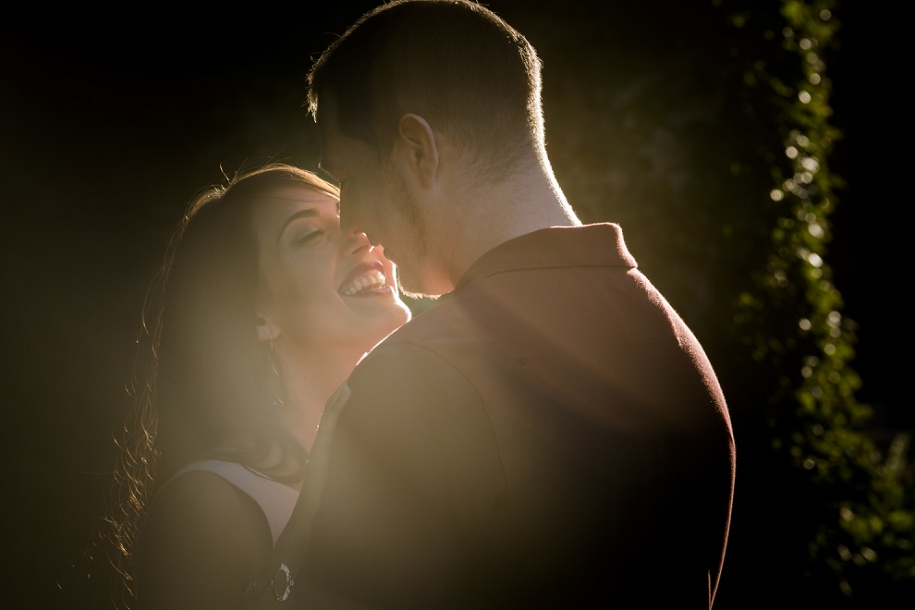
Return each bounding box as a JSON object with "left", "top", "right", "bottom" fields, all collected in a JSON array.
[{"left": 295, "top": 229, "right": 326, "bottom": 245}]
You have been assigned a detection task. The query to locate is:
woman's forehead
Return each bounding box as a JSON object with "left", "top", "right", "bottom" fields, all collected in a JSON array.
[
  {"left": 253, "top": 186, "right": 338, "bottom": 224},
  {"left": 256, "top": 184, "right": 338, "bottom": 207}
]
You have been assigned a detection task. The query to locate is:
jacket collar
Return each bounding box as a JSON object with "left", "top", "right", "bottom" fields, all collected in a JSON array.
[{"left": 454, "top": 223, "right": 638, "bottom": 293}]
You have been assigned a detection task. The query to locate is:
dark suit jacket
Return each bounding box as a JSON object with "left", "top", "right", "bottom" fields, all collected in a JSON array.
[{"left": 299, "top": 224, "right": 735, "bottom": 608}]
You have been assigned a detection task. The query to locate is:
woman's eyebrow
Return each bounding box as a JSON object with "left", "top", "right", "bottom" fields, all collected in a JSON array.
[{"left": 278, "top": 209, "right": 319, "bottom": 242}]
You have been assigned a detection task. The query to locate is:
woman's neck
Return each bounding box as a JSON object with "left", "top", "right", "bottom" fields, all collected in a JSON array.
[{"left": 276, "top": 342, "right": 361, "bottom": 455}]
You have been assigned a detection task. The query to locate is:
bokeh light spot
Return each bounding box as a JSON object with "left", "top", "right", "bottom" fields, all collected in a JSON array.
[{"left": 801, "top": 157, "right": 820, "bottom": 172}]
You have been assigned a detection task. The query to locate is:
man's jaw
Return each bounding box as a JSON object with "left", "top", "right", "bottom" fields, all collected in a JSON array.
[{"left": 395, "top": 265, "right": 453, "bottom": 301}]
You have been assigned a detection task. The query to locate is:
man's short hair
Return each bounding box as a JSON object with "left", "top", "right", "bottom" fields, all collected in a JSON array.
[{"left": 307, "top": 0, "right": 544, "bottom": 179}]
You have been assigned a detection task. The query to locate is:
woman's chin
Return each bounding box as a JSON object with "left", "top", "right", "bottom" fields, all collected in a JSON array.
[{"left": 375, "top": 301, "right": 411, "bottom": 343}]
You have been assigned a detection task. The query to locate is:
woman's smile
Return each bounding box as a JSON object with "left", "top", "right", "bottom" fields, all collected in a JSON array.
[{"left": 338, "top": 260, "right": 393, "bottom": 297}]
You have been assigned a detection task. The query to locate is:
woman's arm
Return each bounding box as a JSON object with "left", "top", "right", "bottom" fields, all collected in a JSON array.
[{"left": 135, "top": 470, "right": 273, "bottom": 610}]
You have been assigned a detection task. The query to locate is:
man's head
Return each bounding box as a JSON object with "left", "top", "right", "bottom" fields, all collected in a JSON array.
[
  {"left": 309, "top": 0, "right": 547, "bottom": 296},
  {"left": 308, "top": 0, "right": 545, "bottom": 180}
]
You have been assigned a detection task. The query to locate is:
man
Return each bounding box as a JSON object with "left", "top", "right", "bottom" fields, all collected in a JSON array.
[{"left": 251, "top": 1, "right": 735, "bottom": 607}]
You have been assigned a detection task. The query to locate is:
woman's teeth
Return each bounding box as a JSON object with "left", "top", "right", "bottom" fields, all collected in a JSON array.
[{"left": 340, "top": 269, "right": 387, "bottom": 296}]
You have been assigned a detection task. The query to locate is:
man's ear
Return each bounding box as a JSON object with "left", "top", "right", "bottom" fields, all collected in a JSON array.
[
  {"left": 396, "top": 114, "right": 439, "bottom": 188},
  {"left": 255, "top": 313, "right": 280, "bottom": 342}
]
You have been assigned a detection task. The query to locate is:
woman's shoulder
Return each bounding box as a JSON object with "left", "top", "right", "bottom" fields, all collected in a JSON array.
[
  {"left": 168, "top": 459, "right": 300, "bottom": 545},
  {"left": 134, "top": 468, "right": 273, "bottom": 609},
  {"left": 146, "top": 466, "right": 274, "bottom": 537}
]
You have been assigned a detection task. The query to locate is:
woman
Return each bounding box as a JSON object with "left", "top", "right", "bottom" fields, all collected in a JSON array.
[{"left": 107, "top": 164, "right": 410, "bottom": 609}]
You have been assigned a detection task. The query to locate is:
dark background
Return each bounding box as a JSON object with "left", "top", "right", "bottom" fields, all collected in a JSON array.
[{"left": 0, "top": 1, "right": 903, "bottom": 607}]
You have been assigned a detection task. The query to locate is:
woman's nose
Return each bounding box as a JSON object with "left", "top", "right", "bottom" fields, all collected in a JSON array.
[{"left": 342, "top": 228, "right": 373, "bottom": 256}]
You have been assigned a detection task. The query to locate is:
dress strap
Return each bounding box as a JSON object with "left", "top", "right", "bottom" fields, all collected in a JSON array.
[{"left": 170, "top": 459, "right": 299, "bottom": 546}]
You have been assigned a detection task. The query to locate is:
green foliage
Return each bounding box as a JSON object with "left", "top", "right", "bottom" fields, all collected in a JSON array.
[
  {"left": 733, "top": 0, "right": 915, "bottom": 600},
  {"left": 499, "top": 0, "right": 913, "bottom": 604}
]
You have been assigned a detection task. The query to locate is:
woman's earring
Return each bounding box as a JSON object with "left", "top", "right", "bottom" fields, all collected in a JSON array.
[{"left": 269, "top": 341, "right": 284, "bottom": 410}]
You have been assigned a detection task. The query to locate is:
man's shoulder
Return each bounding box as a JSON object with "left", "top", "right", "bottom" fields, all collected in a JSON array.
[{"left": 351, "top": 316, "right": 476, "bottom": 394}]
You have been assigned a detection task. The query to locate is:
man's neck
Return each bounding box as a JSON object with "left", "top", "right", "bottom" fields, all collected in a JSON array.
[{"left": 435, "top": 157, "right": 580, "bottom": 289}]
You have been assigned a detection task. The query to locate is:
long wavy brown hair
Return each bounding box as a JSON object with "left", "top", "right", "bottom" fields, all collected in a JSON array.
[{"left": 101, "top": 164, "right": 339, "bottom": 607}]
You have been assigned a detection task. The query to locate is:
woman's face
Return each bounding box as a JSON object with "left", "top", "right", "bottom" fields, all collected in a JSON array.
[{"left": 253, "top": 185, "right": 410, "bottom": 358}]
